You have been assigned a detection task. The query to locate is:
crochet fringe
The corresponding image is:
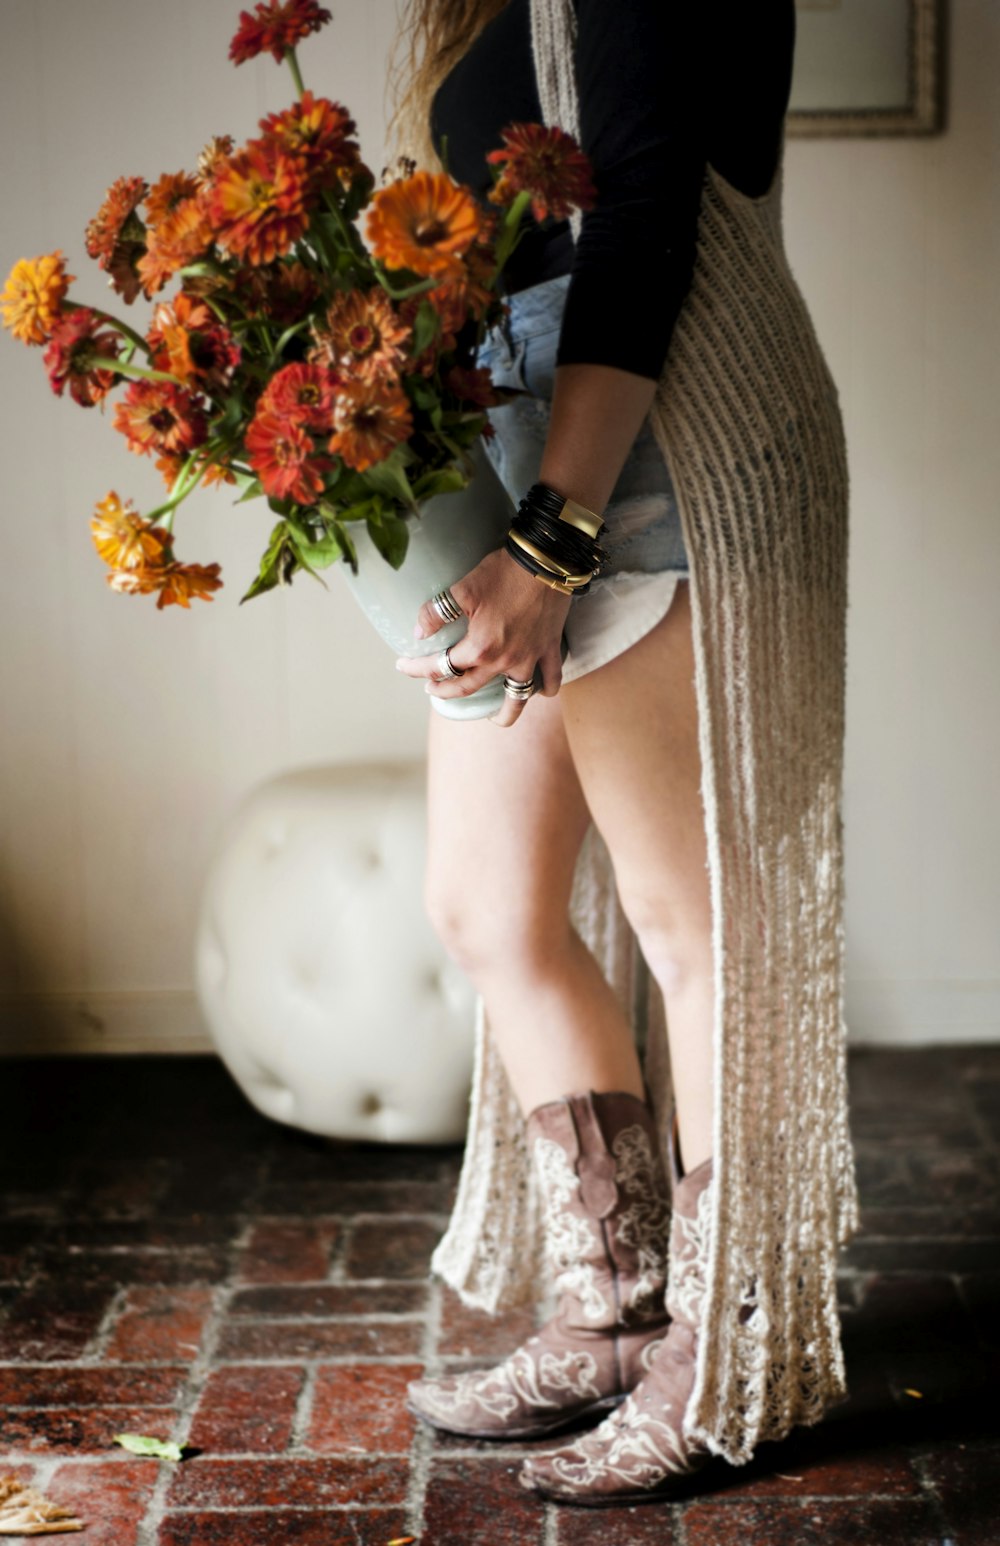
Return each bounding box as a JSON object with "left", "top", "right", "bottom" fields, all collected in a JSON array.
[{"left": 431, "top": 0, "right": 860, "bottom": 1469}]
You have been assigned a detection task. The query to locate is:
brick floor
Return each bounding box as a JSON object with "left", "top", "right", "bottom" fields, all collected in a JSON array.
[{"left": 0, "top": 1048, "right": 997, "bottom": 1544}]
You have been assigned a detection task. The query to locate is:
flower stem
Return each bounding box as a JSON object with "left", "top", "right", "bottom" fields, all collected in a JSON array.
[
  {"left": 286, "top": 48, "right": 306, "bottom": 98},
  {"left": 145, "top": 451, "right": 210, "bottom": 531},
  {"left": 65, "top": 301, "right": 151, "bottom": 356},
  {"left": 490, "top": 190, "right": 533, "bottom": 284},
  {"left": 90, "top": 356, "right": 184, "bottom": 386},
  {"left": 371, "top": 263, "right": 437, "bottom": 302}
]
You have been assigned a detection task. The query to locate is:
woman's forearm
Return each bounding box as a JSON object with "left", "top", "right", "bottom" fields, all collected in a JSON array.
[{"left": 538, "top": 362, "right": 658, "bottom": 514}]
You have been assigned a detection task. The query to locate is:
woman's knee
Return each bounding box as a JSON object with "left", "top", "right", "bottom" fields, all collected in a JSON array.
[
  {"left": 423, "top": 867, "right": 569, "bottom": 982},
  {"left": 617, "top": 884, "right": 714, "bottom": 1000}
]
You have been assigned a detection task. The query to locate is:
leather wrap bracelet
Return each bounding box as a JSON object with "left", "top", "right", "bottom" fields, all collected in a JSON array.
[{"left": 504, "top": 482, "right": 607, "bottom": 596}]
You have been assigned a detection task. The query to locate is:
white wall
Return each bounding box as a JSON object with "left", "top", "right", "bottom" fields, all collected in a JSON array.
[{"left": 1, "top": 0, "right": 997, "bottom": 1053}]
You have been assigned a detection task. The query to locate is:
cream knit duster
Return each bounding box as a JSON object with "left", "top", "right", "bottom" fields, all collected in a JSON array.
[{"left": 431, "top": 0, "right": 860, "bottom": 1468}]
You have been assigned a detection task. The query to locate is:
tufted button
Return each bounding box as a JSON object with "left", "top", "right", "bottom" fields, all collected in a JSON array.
[{"left": 361, "top": 1093, "right": 382, "bottom": 1116}]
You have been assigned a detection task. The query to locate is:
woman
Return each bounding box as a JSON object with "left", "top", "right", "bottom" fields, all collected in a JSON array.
[{"left": 391, "top": 0, "right": 859, "bottom": 1505}]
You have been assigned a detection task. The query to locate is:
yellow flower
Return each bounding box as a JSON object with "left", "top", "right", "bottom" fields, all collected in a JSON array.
[
  {"left": 1, "top": 251, "right": 75, "bottom": 345},
  {"left": 90, "top": 492, "right": 171, "bottom": 572}
]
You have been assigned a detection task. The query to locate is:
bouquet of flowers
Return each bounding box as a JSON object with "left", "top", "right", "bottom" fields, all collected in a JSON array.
[{"left": 1, "top": 0, "right": 595, "bottom": 613}]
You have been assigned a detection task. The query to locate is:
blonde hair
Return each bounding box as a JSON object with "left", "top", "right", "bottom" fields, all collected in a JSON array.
[{"left": 387, "top": 0, "right": 511, "bottom": 171}]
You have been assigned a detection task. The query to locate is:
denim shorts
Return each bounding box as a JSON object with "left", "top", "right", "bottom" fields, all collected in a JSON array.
[{"left": 475, "top": 273, "right": 689, "bottom": 685}]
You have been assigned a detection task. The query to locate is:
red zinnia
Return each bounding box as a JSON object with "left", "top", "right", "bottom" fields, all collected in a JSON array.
[
  {"left": 487, "top": 122, "right": 596, "bottom": 223},
  {"left": 229, "top": 0, "right": 332, "bottom": 65},
  {"left": 208, "top": 142, "right": 309, "bottom": 267},
  {"left": 258, "top": 362, "right": 338, "bottom": 432},
  {"left": 85, "top": 176, "right": 148, "bottom": 303},
  {"left": 114, "top": 380, "right": 208, "bottom": 458},
  {"left": 310, "top": 288, "right": 410, "bottom": 384},
  {"left": 246, "top": 409, "right": 330, "bottom": 502},
  {"left": 44, "top": 308, "right": 120, "bottom": 407}
]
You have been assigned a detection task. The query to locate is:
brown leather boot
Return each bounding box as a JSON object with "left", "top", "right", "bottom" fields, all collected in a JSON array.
[
  {"left": 519, "top": 1107, "right": 716, "bottom": 1501},
  {"left": 407, "top": 1089, "right": 672, "bottom": 1440}
]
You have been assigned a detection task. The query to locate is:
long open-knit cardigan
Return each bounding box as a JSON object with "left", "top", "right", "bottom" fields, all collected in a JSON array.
[{"left": 430, "top": 0, "right": 861, "bottom": 1468}]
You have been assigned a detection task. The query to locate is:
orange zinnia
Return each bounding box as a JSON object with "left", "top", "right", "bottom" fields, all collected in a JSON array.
[
  {"left": 208, "top": 142, "right": 309, "bottom": 267},
  {"left": 310, "top": 289, "right": 410, "bottom": 383},
  {"left": 145, "top": 172, "right": 200, "bottom": 230},
  {"left": 151, "top": 560, "right": 224, "bottom": 610},
  {"left": 137, "top": 197, "right": 215, "bottom": 297},
  {"left": 366, "top": 172, "right": 483, "bottom": 281},
  {"left": 147, "top": 293, "right": 241, "bottom": 389},
  {"left": 329, "top": 379, "right": 412, "bottom": 473},
  {"left": 259, "top": 93, "right": 359, "bottom": 191},
  {"left": 487, "top": 122, "right": 596, "bottom": 223},
  {"left": 229, "top": 0, "right": 332, "bottom": 65},
  {"left": 114, "top": 380, "right": 209, "bottom": 458},
  {"left": 1, "top": 251, "right": 75, "bottom": 346},
  {"left": 90, "top": 492, "right": 171, "bottom": 572},
  {"left": 85, "top": 177, "right": 147, "bottom": 263}
]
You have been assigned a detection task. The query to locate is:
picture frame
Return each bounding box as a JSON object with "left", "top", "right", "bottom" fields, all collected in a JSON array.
[{"left": 787, "top": 0, "right": 946, "bottom": 137}]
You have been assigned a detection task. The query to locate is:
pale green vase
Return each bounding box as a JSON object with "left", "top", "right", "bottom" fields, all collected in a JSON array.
[{"left": 336, "top": 441, "right": 519, "bottom": 720}]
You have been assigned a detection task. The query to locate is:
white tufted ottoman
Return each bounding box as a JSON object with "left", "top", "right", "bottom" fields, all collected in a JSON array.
[{"left": 194, "top": 763, "right": 476, "bottom": 1144}]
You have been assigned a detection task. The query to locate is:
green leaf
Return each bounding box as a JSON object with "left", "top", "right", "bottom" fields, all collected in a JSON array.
[
  {"left": 366, "top": 511, "right": 410, "bottom": 570},
  {"left": 113, "top": 1433, "right": 188, "bottom": 1462},
  {"left": 411, "top": 466, "right": 468, "bottom": 504},
  {"left": 410, "top": 299, "right": 440, "bottom": 359},
  {"left": 235, "top": 478, "right": 264, "bottom": 504},
  {"left": 363, "top": 449, "right": 418, "bottom": 513},
  {"left": 239, "top": 519, "right": 293, "bottom": 603}
]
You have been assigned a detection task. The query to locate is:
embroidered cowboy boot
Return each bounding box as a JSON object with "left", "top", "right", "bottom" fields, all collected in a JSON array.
[
  {"left": 407, "top": 1089, "right": 672, "bottom": 1440},
  {"left": 519, "top": 1107, "right": 715, "bottom": 1502}
]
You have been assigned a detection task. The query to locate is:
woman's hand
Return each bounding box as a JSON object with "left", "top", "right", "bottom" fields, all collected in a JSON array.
[{"left": 394, "top": 546, "right": 571, "bottom": 727}]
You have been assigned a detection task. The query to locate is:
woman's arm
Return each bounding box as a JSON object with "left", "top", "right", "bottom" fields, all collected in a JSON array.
[{"left": 395, "top": 361, "right": 658, "bottom": 725}]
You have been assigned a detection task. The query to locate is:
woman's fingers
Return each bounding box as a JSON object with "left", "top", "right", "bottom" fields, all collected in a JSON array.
[
  {"left": 488, "top": 692, "right": 527, "bottom": 729},
  {"left": 537, "top": 642, "right": 564, "bottom": 697},
  {"left": 413, "top": 582, "right": 470, "bottom": 641}
]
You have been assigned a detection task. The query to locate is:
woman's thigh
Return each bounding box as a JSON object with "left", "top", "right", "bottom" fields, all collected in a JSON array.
[
  {"left": 425, "top": 690, "right": 593, "bottom": 974},
  {"left": 558, "top": 581, "right": 712, "bottom": 982}
]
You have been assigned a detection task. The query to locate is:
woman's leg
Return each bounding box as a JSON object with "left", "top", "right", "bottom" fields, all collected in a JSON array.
[
  {"left": 560, "top": 580, "right": 715, "bottom": 1174},
  {"left": 425, "top": 689, "right": 644, "bottom": 1114}
]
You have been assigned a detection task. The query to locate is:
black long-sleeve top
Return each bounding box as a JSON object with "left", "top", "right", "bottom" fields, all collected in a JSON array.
[{"left": 431, "top": 0, "right": 796, "bottom": 380}]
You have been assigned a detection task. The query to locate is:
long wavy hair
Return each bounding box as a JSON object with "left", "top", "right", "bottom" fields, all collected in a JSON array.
[{"left": 388, "top": 0, "right": 511, "bottom": 170}]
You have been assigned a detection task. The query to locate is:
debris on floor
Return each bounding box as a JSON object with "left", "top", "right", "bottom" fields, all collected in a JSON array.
[{"left": 0, "top": 1475, "right": 83, "bottom": 1535}]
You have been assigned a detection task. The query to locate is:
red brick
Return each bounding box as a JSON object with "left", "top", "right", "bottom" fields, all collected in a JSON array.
[
  {"left": 47, "top": 1460, "right": 159, "bottom": 1546},
  {"left": 166, "top": 1456, "right": 408, "bottom": 1508},
  {"left": 0, "top": 1408, "right": 179, "bottom": 1456},
  {"left": 682, "top": 1497, "right": 946, "bottom": 1546},
  {"left": 554, "top": 1509, "right": 679, "bottom": 1544},
  {"left": 0, "top": 1285, "right": 114, "bottom": 1361},
  {"left": 187, "top": 1366, "right": 305, "bottom": 1455},
  {"left": 423, "top": 1456, "right": 547, "bottom": 1544},
  {"left": 259, "top": 1178, "right": 450, "bottom": 1213},
  {"left": 216, "top": 1320, "right": 422, "bottom": 1361},
  {"left": 33, "top": 1246, "right": 230, "bottom": 1287},
  {"left": 0, "top": 1366, "right": 187, "bottom": 1407},
  {"left": 229, "top": 1283, "right": 424, "bottom": 1318},
  {"left": 437, "top": 1291, "right": 537, "bottom": 1358},
  {"left": 921, "top": 1440, "right": 1000, "bottom": 1546},
  {"left": 236, "top": 1222, "right": 338, "bottom": 1284},
  {"left": 343, "top": 1220, "right": 441, "bottom": 1280},
  {"left": 105, "top": 1287, "right": 214, "bottom": 1362},
  {"left": 307, "top": 1363, "right": 424, "bottom": 1454},
  {"left": 721, "top": 1439, "right": 920, "bottom": 1499},
  {"left": 158, "top": 1508, "right": 409, "bottom": 1545}
]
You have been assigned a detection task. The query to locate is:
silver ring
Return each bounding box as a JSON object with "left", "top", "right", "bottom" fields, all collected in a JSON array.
[
  {"left": 436, "top": 645, "right": 466, "bottom": 679},
  {"left": 503, "top": 674, "right": 536, "bottom": 701},
  {"left": 430, "top": 588, "right": 464, "bottom": 624}
]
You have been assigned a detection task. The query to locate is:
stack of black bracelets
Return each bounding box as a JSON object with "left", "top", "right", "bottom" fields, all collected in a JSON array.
[{"left": 504, "top": 482, "right": 607, "bottom": 596}]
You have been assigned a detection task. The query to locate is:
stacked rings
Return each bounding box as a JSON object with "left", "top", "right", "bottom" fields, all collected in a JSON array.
[
  {"left": 435, "top": 645, "right": 466, "bottom": 679},
  {"left": 430, "top": 588, "right": 464, "bottom": 623},
  {"left": 503, "top": 675, "right": 536, "bottom": 701}
]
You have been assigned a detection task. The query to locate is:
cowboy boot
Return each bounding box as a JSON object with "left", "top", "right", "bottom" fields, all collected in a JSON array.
[
  {"left": 407, "top": 1088, "right": 673, "bottom": 1440},
  {"left": 519, "top": 1106, "right": 715, "bottom": 1502}
]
